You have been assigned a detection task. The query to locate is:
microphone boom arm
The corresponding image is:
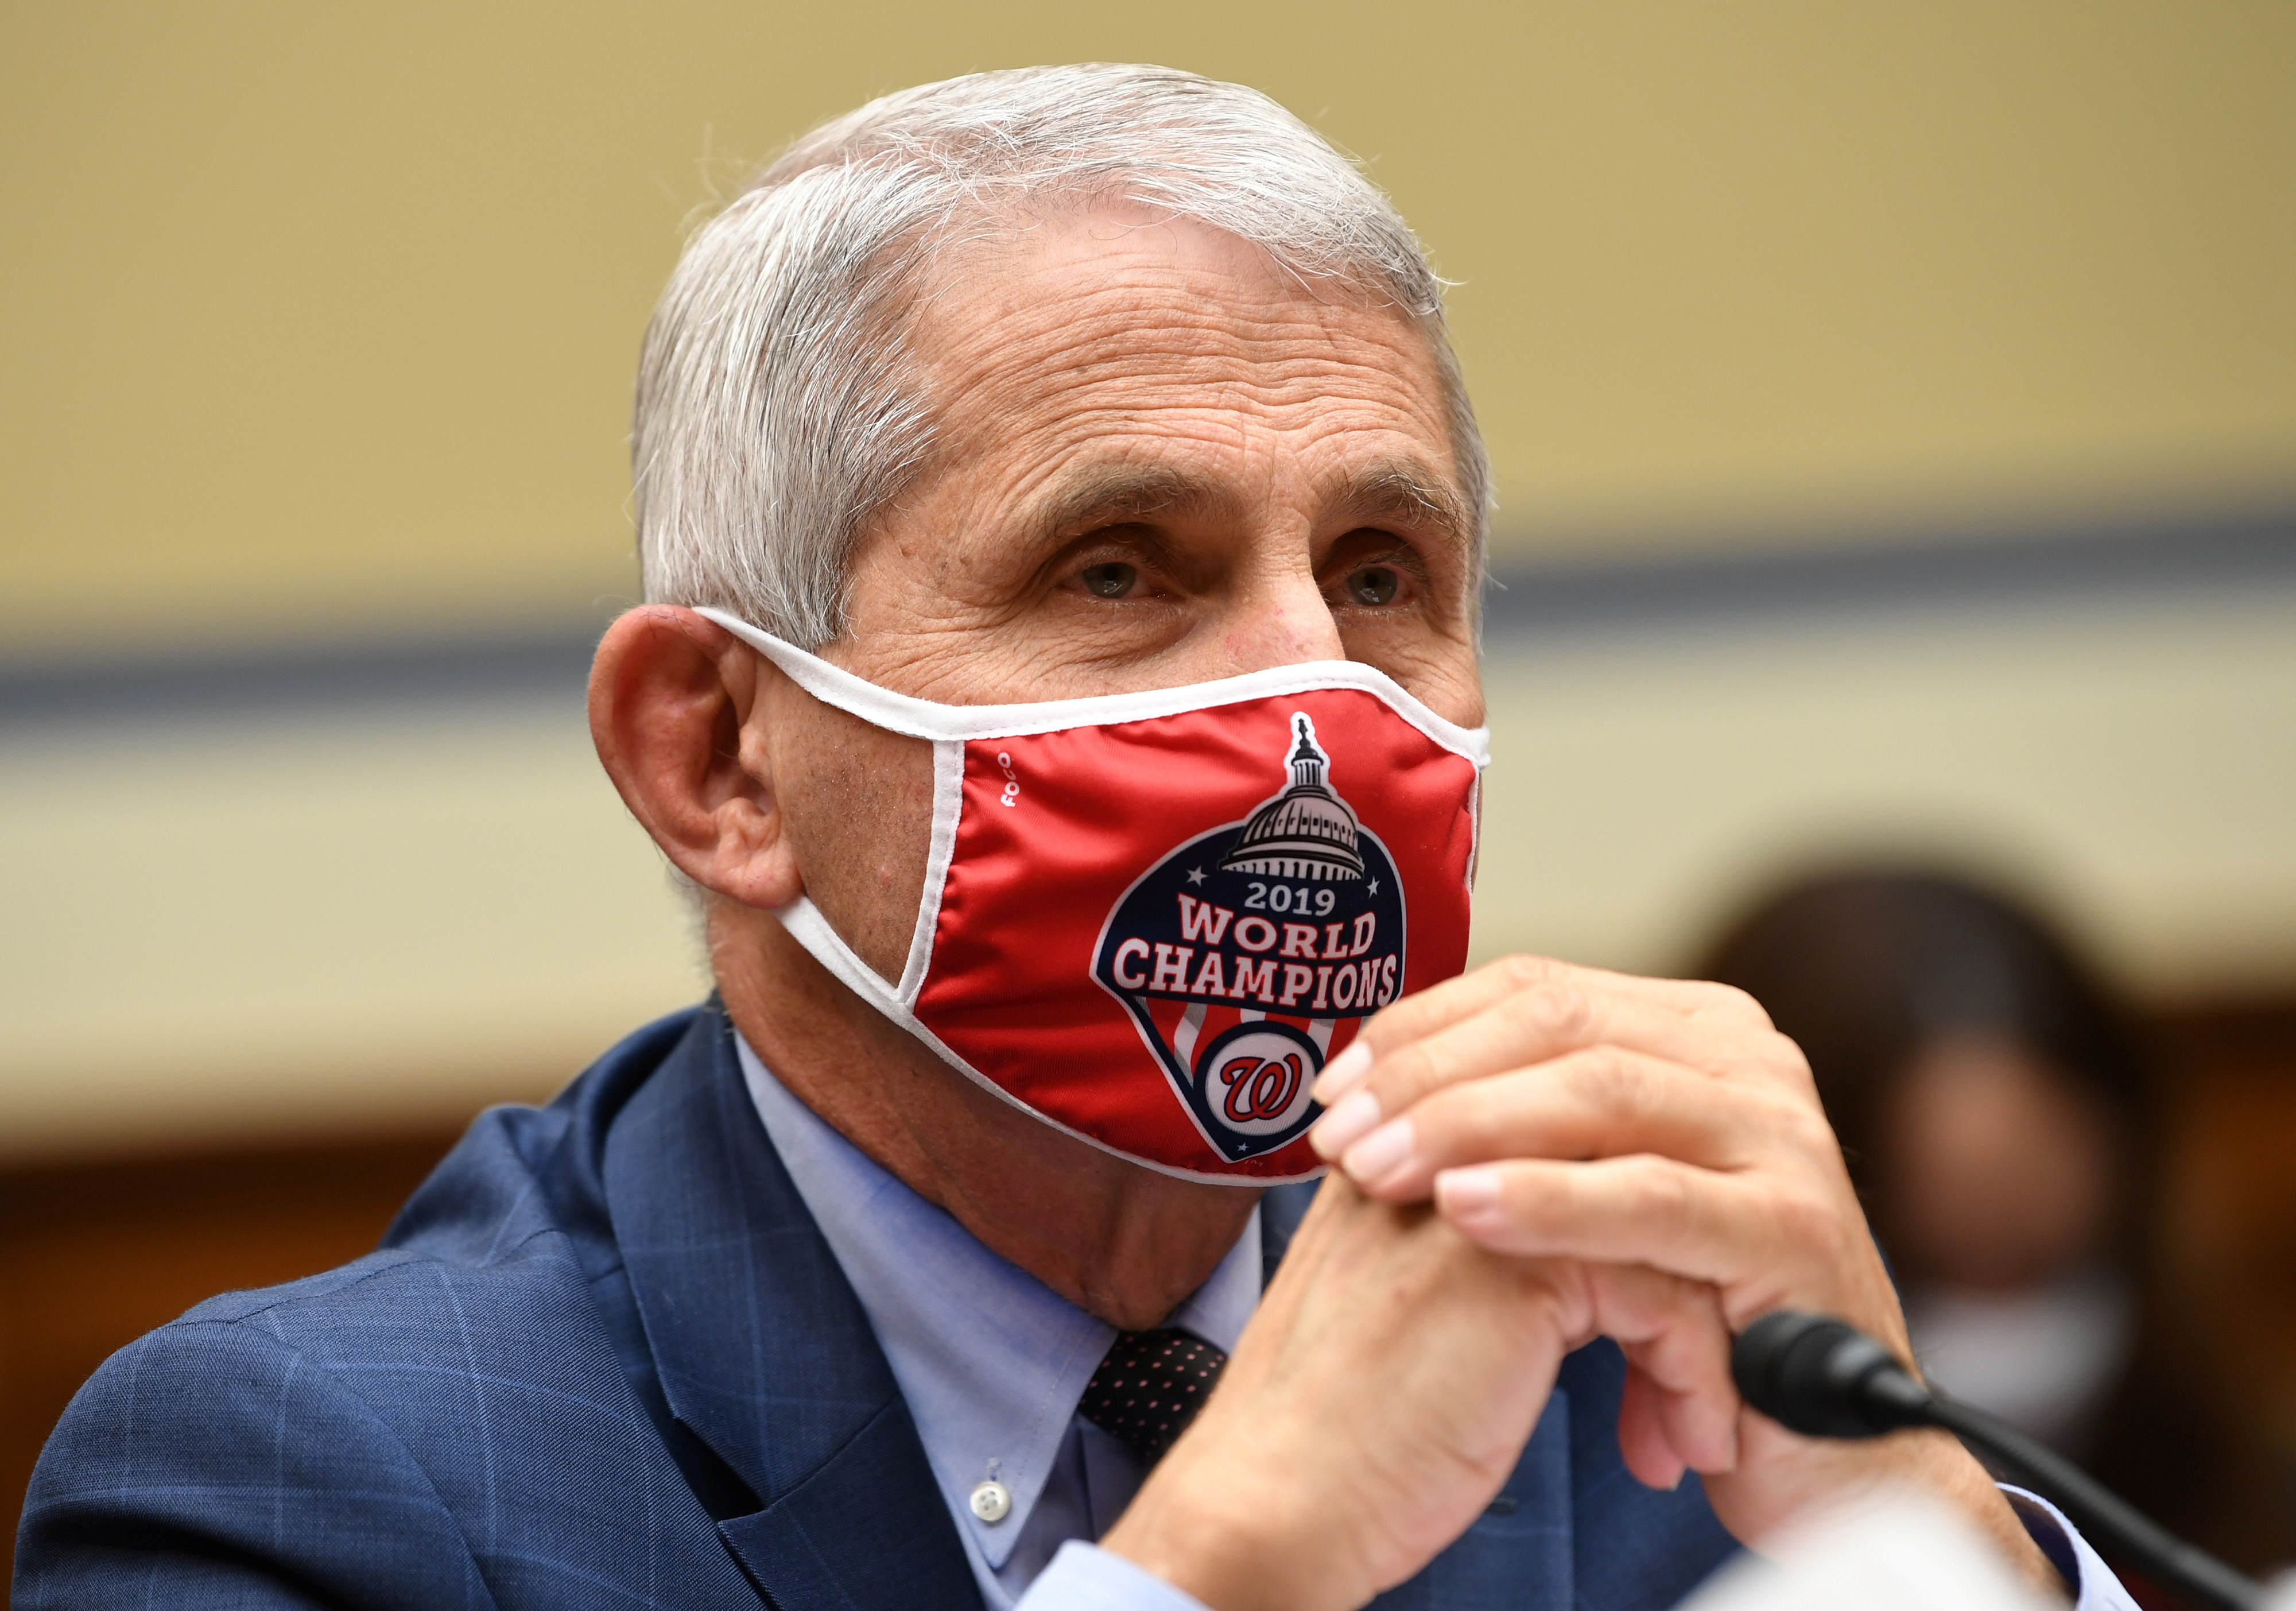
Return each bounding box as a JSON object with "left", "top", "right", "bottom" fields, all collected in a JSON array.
[{"left": 1731, "top": 1310, "right": 2266, "bottom": 1611}]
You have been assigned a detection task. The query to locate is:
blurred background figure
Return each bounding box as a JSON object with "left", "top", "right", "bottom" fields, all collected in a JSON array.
[
  {"left": 1702, "top": 872, "right": 2149, "bottom": 1456},
  {"left": 1702, "top": 869, "right": 2294, "bottom": 1590}
]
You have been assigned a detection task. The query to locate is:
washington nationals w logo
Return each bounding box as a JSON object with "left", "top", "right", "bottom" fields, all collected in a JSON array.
[{"left": 1217, "top": 1047, "right": 1306, "bottom": 1126}]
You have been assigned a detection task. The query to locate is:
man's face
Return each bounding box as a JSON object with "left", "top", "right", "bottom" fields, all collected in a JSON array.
[
  {"left": 833, "top": 202, "right": 1484, "bottom": 718},
  {"left": 760, "top": 201, "right": 1486, "bottom": 978}
]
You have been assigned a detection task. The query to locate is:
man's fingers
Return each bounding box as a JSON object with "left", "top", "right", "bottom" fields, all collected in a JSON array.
[
  {"left": 1578, "top": 1263, "right": 1741, "bottom": 1479},
  {"left": 1314, "top": 957, "right": 1569, "bottom": 1100},
  {"left": 1312, "top": 956, "right": 1778, "bottom": 1107},
  {"left": 1313, "top": 988, "right": 1806, "bottom": 1165},
  {"left": 1616, "top": 1365, "right": 1689, "bottom": 1492},
  {"left": 1432, "top": 1155, "right": 1841, "bottom": 1308},
  {"left": 1327, "top": 1048, "right": 1814, "bottom": 1200}
]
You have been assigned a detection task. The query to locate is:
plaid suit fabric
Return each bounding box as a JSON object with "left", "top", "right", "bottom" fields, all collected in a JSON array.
[{"left": 14, "top": 1004, "right": 1738, "bottom": 1610}]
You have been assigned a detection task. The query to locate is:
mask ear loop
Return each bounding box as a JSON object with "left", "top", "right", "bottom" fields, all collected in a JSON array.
[
  {"left": 775, "top": 897, "right": 910, "bottom": 1020},
  {"left": 697, "top": 611, "right": 961, "bottom": 1007},
  {"left": 767, "top": 739, "right": 959, "bottom": 1016},
  {"left": 894, "top": 739, "right": 965, "bottom": 1007}
]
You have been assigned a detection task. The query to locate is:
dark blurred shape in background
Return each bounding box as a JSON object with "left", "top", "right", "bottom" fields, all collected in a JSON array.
[
  {"left": 1703, "top": 870, "right": 2296, "bottom": 1587},
  {"left": 1703, "top": 873, "right": 2151, "bottom": 1450}
]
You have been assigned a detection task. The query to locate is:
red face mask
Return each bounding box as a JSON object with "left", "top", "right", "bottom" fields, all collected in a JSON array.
[{"left": 703, "top": 610, "right": 1489, "bottom": 1183}]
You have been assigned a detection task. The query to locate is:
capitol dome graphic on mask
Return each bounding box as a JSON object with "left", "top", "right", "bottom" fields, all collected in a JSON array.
[{"left": 1217, "top": 715, "right": 1366, "bottom": 883}]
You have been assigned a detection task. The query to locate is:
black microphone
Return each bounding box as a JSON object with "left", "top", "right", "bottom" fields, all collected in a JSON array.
[{"left": 1732, "top": 1310, "right": 2267, "bottom": 1611}]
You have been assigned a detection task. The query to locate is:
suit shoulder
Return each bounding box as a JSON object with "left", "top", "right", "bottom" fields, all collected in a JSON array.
[
  {"left": 19, "top": 1314, "right": 496, "bottom": 1610},
  {"left": 177, "top": 1245, "right": 472, "bottom": 1325},
  {"left": 165, "top": 1091, "right": 602, "bottom": 1344},
  {"left": 174, "top": 1225, "right": 587, "bottom": 1336},
  {"left": 21, "top": 1236, "right": 688, "bottom": 1608},
  {"left": 53, "top": 1226, "right": 625, "bottom": 1467}
]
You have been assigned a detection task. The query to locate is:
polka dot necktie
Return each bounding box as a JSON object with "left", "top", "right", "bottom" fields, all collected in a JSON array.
[{"left": 1077, "top": 1327, "right": 1229, "bottom": 1466}]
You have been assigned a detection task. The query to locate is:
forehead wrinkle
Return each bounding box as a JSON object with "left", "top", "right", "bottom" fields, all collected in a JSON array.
[
  {"left": 943, "top": 336, "right": 1416, "bottom": 440},
  {"left": 909, "top": 284, "right": 1448, "bottom": 484},
  {"left": 915, "top": 268, "right": 1433, "bottom": 416}
]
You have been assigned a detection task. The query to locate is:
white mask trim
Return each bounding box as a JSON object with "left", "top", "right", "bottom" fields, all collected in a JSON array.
[
  {"left": 1465, "top": 771, "right": 1484, "bottom": 892},
  {"left": 775, "top": 894, "right": 1324, "bottom": 1187},
  {"left": 697, "top": 607, "right": 1490, "bottom": 768},
  {"left": 894, "top": 738, "right": 964, "bottom": 1008}
]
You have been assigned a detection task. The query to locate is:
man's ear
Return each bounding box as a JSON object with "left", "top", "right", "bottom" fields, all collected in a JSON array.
[{"left": 588, "top": 606, "right": 805, "bottom": 911}]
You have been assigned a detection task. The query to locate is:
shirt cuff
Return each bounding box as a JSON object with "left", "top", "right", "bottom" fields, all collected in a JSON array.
[
  {"left": 1014, "top": 1541, "right": 1213, "bottom": 1611},
  {"left": 2000, "top": 1485, "right": 2143, "bottom": 1610}
]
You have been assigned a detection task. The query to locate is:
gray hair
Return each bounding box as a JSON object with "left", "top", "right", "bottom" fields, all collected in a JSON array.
[{"left": 633, "top": 63, "right": 1490, "bottom": 648}]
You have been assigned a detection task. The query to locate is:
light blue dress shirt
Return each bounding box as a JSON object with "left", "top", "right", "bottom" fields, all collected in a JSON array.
[{"left": 738, "top": 1036, "right": 2138, "bottom": 1611}]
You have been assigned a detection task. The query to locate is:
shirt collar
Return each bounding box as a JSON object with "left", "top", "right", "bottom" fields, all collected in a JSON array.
[{"left": 736, "top": 1035, "right": 1262, "bottom": 1570}]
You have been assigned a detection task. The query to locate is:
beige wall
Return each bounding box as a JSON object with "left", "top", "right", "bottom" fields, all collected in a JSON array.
[{"left": 3, "top": 2, "right": 2292, "bottom": 656}]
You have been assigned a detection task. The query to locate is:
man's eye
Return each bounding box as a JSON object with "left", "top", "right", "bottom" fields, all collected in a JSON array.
[
  {"left": 1346, "top": 566, "right": 1400, "bottom": 607},
  {"left": 1080, "top": 561, "right": 1138, "bottom": 599}
]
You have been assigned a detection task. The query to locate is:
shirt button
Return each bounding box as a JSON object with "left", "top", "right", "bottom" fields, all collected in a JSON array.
[{"left": 969, "top": 1480, "right": 1012, "bottom": 1524}]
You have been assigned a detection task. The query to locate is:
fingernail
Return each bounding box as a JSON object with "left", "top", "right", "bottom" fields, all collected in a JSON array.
[
  {"left": 1435, "top": 1165, "right": 1503, "bottom": 1221},
  {"left": 1310, "top": 1041, "right": 1374, "bottom": 1106},
  {"left": 1309, "top": 1089, "right": 1381, "bottom": 1159},
  {"left": 1341, "top": 1117, "right": 1416, "bottom": 1183}
]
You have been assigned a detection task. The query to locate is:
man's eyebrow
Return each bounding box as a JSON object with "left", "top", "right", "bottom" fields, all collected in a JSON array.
[
  {"left": 1330, "top": 459, "right": 1474, "bottom": 552},
  {"left": 1017, "top": 457, "right": 1472, "bottom": 554},
  {"left": 1027, "top": 466, "right": 1232, "bottom": 546}
]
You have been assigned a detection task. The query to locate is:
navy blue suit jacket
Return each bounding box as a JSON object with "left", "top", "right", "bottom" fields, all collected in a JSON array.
[{"left": 16, "top": 1005, "right": 1739, "bottom": 1609}]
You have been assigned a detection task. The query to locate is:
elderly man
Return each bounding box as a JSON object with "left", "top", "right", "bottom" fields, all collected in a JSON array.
[{"left": 18, "top": 65, "right": 2134, "bottom": 1611}]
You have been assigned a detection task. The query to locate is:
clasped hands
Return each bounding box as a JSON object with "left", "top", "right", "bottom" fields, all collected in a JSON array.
[{"left": 1106, "top": 956, "right": 2055, "bottom": 1611}]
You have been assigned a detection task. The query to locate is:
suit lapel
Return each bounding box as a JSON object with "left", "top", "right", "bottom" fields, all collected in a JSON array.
[{"left": 605, "top": 1009, "right": 980, "bottom": 1611}]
